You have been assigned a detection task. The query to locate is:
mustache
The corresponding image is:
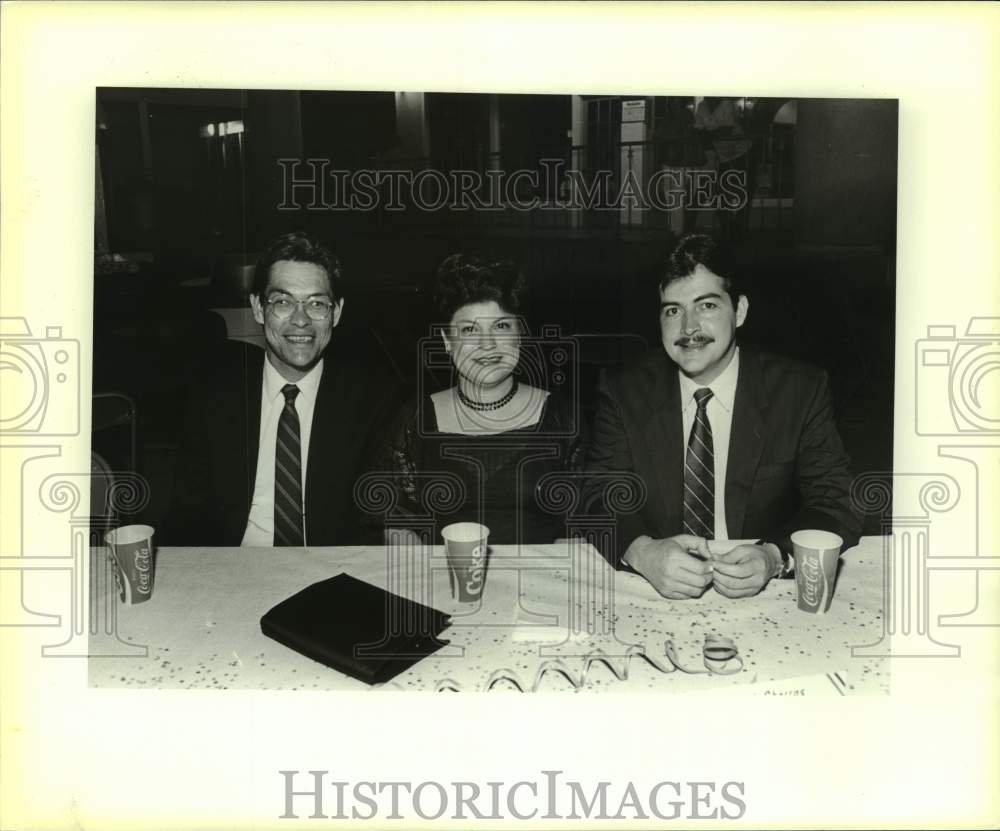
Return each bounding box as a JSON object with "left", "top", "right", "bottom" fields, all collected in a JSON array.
[{"left": 674, "top": 334, "right": 715, "bottom": 347}]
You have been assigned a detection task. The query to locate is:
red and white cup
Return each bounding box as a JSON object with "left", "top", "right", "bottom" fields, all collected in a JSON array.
[
  {"left": 105, "top": 524, "right": 156, "bottom": 604},
  {"left": 791, "top": 530, "right": 842, "bottom": 614},
  {"left": 441, "top": 522, "right": 490, "bottom": 603}
]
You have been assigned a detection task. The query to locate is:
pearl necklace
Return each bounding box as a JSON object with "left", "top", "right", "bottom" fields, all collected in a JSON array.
[{"left": 457, "top": 379, "right": 519, "bottom": 412}]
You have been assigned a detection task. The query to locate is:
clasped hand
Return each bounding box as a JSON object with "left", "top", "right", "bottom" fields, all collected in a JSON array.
[{"left": 626, "top": 535, "right": 779, "bottom": 600}]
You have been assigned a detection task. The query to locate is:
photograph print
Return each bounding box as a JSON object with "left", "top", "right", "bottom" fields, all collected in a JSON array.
[{"left": 90, "top": 88, "right": 897, "bottom": 694}]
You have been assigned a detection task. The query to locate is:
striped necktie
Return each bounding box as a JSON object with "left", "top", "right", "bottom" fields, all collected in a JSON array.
[
  {"left": 274, "top": 383, "right": 305, "bottom": 546},
  {"left": 683, "top": 387, "right": 715, "bottom": 539}
]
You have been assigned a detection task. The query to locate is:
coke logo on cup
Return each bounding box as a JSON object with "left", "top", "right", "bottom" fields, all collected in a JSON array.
[
  {"left": 134, "top": 545, "right": 151, "bottom": 593},
  {"left": 465, "top": 545, "right": 485, "bottom": 594},
  {"left": 801, "top": 555, "right": 824, "bottom": 607}
]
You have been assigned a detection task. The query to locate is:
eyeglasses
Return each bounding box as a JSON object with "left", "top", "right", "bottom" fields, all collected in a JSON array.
[{"left": 265, "top": 296, "right": 335, "bottom": 321}]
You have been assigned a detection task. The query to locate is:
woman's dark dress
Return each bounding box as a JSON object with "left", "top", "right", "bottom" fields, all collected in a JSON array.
[{"left": 379, "top": 391, "right": 586, "bottom": 545}]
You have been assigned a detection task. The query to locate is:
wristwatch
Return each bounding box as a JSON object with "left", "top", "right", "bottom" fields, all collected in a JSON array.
[{"left": 756, "top": 538, "right": 794, "bottom": 579}]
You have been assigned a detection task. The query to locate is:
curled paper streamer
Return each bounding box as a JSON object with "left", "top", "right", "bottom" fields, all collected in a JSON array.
[
  {"left": 437, "top": 637, "right": 743, "bottom": 692},
  {"left": 702, "top": 634, "right": 739, "bottom": 665}
]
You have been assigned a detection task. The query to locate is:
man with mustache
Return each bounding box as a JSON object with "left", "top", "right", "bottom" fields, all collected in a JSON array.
[
  {"left": 167, "top": 231, "right": 400, "bottom": 546},
  {"left": 587, "top": 233, "right": 860, "bottom": 599}
]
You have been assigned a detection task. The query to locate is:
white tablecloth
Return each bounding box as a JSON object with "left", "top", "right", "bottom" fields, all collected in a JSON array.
[{"left": 89, "top": 539, "right": 887, "bottom": 694}]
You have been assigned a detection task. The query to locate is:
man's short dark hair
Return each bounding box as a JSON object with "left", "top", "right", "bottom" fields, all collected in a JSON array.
[
  {"left": 251, "top": 231, "right": 344, "bottom": 302},
  {"left": 432, "top": 253, "right": 526, "bottom": 323},
  {"left": 659, "top": 233, "right": 741, "bottom": 307}
]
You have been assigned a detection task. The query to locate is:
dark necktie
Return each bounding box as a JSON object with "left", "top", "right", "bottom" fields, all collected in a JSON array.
[
  {"left": 274, "top": 384, "right": 305, "bottom": 546},
  {"left": 683, "top": 387, "right": 715, "bottom": 539}
]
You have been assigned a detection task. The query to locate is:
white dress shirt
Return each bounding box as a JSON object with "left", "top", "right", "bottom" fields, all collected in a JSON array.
[
  {"left": 240, "top": 358, "right": 324, "bottom": 547},
  {"left": 678, "top": 347, "right": 740, "bottom": 541}
]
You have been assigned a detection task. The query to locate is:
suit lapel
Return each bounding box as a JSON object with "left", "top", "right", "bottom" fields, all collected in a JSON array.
[
  {"left": 725, "top": 349, "right": 767, "bottom": 538},
  {"left": 639, "top": 356, "right": 684, "bottom": 535},
  {"left": 244, "top": 348, "right": 264, "bottom": 507},
  {"left": 305, "top": 358, "right": 343, "bottom": 518}
]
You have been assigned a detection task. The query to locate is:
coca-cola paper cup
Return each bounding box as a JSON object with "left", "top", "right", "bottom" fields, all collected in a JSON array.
[
  {"left": 105, "top": 524, "right": 156, "bottom": 605},
  {"left": 441, "top": 522, "right": 489, "bottom": 603},
  {"left": 791, "top": 530, "right": 842, "bottom": 614}
]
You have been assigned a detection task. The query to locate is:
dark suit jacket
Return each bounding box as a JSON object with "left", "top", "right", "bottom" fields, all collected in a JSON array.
[
  {"left": 586, "top": 346, "right": 861, "bottom": 565},
  {"left": 166, "top": 341, "right": 403, "bottom": 546}
]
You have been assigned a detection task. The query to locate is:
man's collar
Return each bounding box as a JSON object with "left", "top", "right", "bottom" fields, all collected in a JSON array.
[
  {"left": 678, "top": 347, "right": 740, "bottom": 413},
  {"left": 262, "top": 356, "right": 325, "bottom": 402}
]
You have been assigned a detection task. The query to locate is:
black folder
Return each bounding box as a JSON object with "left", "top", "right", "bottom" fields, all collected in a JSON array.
[{"left": 260, "top": 573, "right": 451, "bottom": 685}]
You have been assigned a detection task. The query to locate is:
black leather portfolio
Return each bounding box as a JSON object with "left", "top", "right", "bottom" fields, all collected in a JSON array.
[{"left": 260, "top": 573, "right": 451, "bottom": 684}]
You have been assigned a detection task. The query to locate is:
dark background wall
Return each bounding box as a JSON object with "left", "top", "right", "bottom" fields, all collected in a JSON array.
[
  {"left": 795, "top": 99, "right": 898, "bottom": 247},
  {"left": 92, "top": 89, "right": 896, "bottom": 535}
]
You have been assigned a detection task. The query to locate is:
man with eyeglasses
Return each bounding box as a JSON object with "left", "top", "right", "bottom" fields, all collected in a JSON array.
[{"left": 167, "top": 231, "right": 400, "bottom": 546}]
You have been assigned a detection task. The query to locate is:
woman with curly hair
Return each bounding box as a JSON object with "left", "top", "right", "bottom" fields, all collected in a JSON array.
[{"left": 375, "top": 253, "right": 585, "bottom": 545}]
